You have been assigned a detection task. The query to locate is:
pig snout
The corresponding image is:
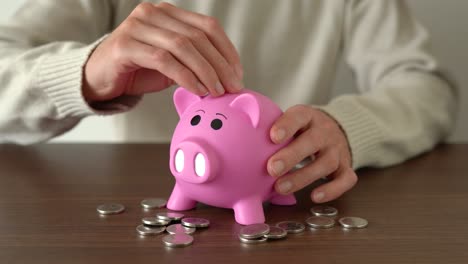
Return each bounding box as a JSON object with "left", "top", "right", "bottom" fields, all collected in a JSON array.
[{"left": 171, "top": 140, "right": 218, "bottom": 184}]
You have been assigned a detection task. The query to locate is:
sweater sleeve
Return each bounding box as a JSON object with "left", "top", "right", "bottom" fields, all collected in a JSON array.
[
  {"left": 0, "top": 0, "right": 140, "bottom": 144},
  {"left": 319, "top": 0, "right": 458, "bottom": 169}
]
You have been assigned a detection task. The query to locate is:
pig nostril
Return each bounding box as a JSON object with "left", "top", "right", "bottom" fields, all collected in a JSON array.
[
  {"left": 175, "top": 149, "right": 184, "bottom": 173},
  {"left": 194, "top": 153, "right": 206, "bottom": 177}
]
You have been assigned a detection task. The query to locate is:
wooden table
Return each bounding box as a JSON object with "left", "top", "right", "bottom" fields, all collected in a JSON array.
[{"left": 0, "top": 144, "right": 467, "bottom": 264}]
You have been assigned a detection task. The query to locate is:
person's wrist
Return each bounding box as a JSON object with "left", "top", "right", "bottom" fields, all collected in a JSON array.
[
  {"left": 318, "top": 109, "right": 353, "bottom": 166},
  {"left": 81, "top": 61, "right": 120, "bottom": 103},
  {"left": 81, "top": 75, "right": 97, "bottom": 103}
]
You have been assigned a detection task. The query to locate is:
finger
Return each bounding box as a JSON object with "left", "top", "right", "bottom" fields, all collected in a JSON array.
[
  {"left": 311, "top": 167, "right": 358, "bottom": 203},
  {"left": 129, "top": 68, "right": 175, "bottom": 95},
  {"left": 122, "top": 38, "right": 205, "bottom": 96},
  {"left": 128, "top": 20, "right": 224, "bottom": 96},
  {"left": 139, "top": 6, "right": 243, "bottom": 93},
  {"left": 155, "top": 2, "right": 244, "bottom": 79},
  {"left": 270, "top": 105, "right": 314, "bottom": 144},
  {"left": 274, "top": 148, "right": 340, "bottom": 195},
  {"left": 268, "top": 128, "right": 324, "bottom": 177}
]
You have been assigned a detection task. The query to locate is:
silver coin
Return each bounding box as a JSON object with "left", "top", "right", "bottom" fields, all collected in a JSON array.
[
  {"left": 339, "top": 217, "right": 368, "bottom": 229},
  {"left": 136, "top": 224, "right": 166, "bottom": 236},
  {"left": 263, "top": 226, "right": 287, "bottom": 239},
  {"left": 141, "top": 198, "right": 167, "bottom": 209},
  {"left": 310, "top": 205, "right": 338, "bottom": 217},
  {"left": 96, "top": 203, "right": 125, "bottom": 215},
  {"left": 276, "top": 221, "right": 305, "bottom": 234},
  {"left": 166, "top": 224, "right": 196, "bottom": 235},
  {"left": 162, "top": 234, "right": 194, "bottom": 248},
  {"left": 306, "top": 216, "right": 335, "bottom": 229},
  {"left": 181, "top": 218, "right": 210, "bottom": 228},
  {"left": 156, "top": 212, "right": 185, "bottom": 221},
  {"left": 238, "top": 235, "right": 268, "bottom": 244},
  {"left": 142, "top": 217, "right": 170, "bottom": 226},
  {"left": 239, "top": 223, "right": 270, "bottom": 239}
]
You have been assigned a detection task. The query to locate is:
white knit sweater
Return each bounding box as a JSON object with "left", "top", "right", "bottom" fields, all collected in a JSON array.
[{"left": 0, "top": 0, "right": 457, "bottom": 169}]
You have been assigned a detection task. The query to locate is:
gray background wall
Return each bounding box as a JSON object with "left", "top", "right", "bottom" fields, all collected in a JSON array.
[{"left": 1, "top": 0, "right": 466, "bottom": 142}]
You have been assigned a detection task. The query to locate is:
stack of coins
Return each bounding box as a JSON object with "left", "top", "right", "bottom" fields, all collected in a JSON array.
[
  {"left": 238, "top": 223, "right": 271, "bottom": 244},
  {"left": 238, "top": 223, "right": 291, "bottom": 244}
]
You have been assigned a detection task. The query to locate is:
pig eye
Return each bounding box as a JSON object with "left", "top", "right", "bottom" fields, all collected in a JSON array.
[
  {"left": 210, "top": 119, "right": 223, "bottom": 130},
  {"left": 191, "top": 115, "right": 201, "bottom": 126}
]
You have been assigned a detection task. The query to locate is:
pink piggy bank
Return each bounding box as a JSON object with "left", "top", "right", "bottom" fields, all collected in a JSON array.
[{"left": 167, "top": 87, "right": 296, "bottom": 225}]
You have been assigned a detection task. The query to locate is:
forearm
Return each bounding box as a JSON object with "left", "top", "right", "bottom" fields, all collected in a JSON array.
[
  {"left": 0, "top": 0, "right": 139, "bottom": 144},
  {"left": 0, "top": 40, "right": 100, "bottom": 144},
  {"left": 324, "top": 0, "right": 459, "bottom": 169},
  {"left": 321, "top": 70, "right": 457, "bottom": 169}
]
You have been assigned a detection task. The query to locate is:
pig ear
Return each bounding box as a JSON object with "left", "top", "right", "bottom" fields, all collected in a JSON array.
[
  {"left": 229, "top": 94, "right": 260, "bottom": 128},
  {"left": 174, "top": 87, "right": 202, "bottom": 116}
]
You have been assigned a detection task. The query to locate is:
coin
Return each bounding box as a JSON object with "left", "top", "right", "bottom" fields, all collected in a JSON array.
[
  {"left": 142, "top": 217, "right": 170, "bottom": 227},
  {"left": 156, "top": 212, "right": 185, "bottom": 221},
  {"left": 166, "top": 224, "right": 196, "bottom": 235},
  {"left": 136, "top": 224, "right": 166, "bottom": 236},
  {"left": 310, "top": 205, "right": 338, "bottom": 217},
  {"left": 339, "top": 217, "right": 368, "bottom": 229},
  {"left": 238, "top": 235, "right": 268, "bottom": 244},
  {"left": 141, "top": 198, "right": 167, "bottom": 209},
  {"left": 276, "top": 221, "right": 305, "bottom": 234},
  {"left": 162, "top": 234, "right": 194, "bottom": 248},
  {"left": 96, "top": 203, "right": 125, "bottom": 215},
  {"left": 306, "top": 216, "right": 335, "bottom": 229},
  {"left": 263, "top": 226, "right": 287, "bottom": 239},
  {"left": 239, "top": 223, "right": 270, "bottom": 239},
  {"left": 181, "top": 218, "right": 210, "bottom": 228}
]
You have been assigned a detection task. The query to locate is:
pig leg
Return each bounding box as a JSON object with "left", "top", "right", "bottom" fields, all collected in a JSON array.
[
  {"left": 233, "top": 197, "right": 265, "bottom": 225},
  {"left": 269, "top": 192, "right": 297, "bottom": 206},
  {"left": 166, "top": 183, "right": 197, "bottom": 211}
]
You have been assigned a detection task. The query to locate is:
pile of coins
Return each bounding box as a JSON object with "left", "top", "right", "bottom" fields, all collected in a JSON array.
[
  {"left": 138, "top": 199, "right": 211, "bottom": 248},
  {"left": 97, "top": 199, "right": 210, "bottom": 248},
  {"left": 237, "top": 205, "right": 368, "bottom": 244},
  {"left": 308, "top": 205, "right": 368, "bottom": 230},
  {"left": 137, "top": 212, "right": 210, "bottom": 248},
  {"left": 97, "top": 200, "right": 368, "bottom": 247}
]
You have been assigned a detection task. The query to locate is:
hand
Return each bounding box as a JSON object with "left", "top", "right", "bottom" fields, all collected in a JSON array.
[
  {"left": 83, "top": 2, "right": 244, "bottom": 102},
  {"left": 267, "top": 105, "right": 358, "bottom": 203}
]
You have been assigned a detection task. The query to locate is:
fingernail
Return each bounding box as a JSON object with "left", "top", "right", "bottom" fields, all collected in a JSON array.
[
  {"left": 271, "top": 160, "right": 285, "bottom": 176},
  {"left": 215, "top": 81, "right": 225, "bottom": 95},
  {"left": 232, "top": 78, "right": 244, "bottom": 92},
  {"left": 278, "top": 180, "right": 293, "bottom": 194},
  {"left": 275, "top": 129, "right": 286, "bottom": 142},
  {"left": 314, "top": 192, "right": 325, "bottom": 202},
  {"left": 197, "top": 82, "right": 208, "bottom": 94},
  {"left": 234, "top": 64, "right": 244, "bottom": 80}
]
